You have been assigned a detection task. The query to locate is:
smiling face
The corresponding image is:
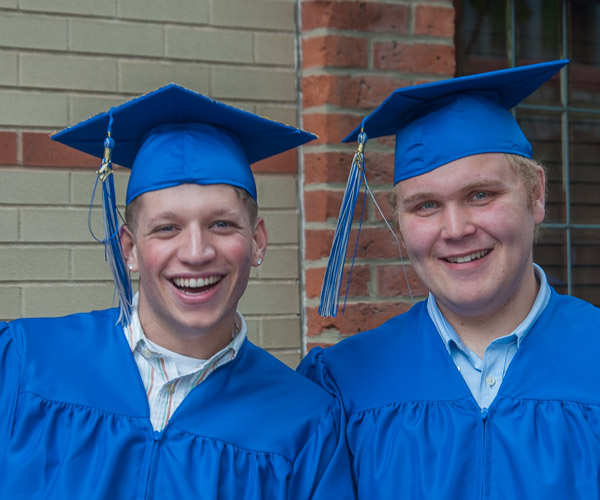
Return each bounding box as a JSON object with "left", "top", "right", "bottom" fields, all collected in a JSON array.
[
  {"left": 120, "top": 183, "right": 267, "bottom": 357},
  {"left": 395, "top": 153, "right": 545, "bottom": 326}
]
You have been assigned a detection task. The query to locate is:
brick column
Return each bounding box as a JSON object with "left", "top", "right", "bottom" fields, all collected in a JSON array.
[
  {"left": 299, "top": 0, "right": 456, "bottom": 349},
  {"left": 0, "top": 1, "right": 309, "bottom": 366}
]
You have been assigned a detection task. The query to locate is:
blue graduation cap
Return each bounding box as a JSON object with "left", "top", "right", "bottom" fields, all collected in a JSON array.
[
  {"left": 52, "top": 84, "right": 317, "bottom": 325},
  {"left": 320, "top": 59, "right": 568, "bottom": 317},
  {"left": 53, "top": 83, "right": 317, "bottom": 203}
]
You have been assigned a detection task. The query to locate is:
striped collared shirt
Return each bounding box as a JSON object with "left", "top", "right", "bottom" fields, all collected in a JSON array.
[
  {"left": 428, "top": 263, "right": 551, "bottom": 409},
  {"left": 124, "top": 293, "right": 246, "bottom": 431}
]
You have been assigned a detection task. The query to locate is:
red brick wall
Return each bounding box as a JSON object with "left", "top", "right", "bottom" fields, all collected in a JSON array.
[{"left": 300, "top": 0, "right": 456, "bottom": 349}]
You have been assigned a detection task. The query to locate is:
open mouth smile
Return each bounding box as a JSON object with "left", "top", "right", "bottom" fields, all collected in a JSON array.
[
  {"left": 445, "top": 249, "right": 490, "bottom": 264},
  {"left": 171, "top": 276, "right": 222, "bottom": 294}
]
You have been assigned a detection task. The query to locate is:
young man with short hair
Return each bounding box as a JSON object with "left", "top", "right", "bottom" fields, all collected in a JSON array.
[
  {"left": 0, "top": 85, "right": 354, "bottom": 499},
  {"left": 299, "top": 60, "right": 600, "bottom": 499}
]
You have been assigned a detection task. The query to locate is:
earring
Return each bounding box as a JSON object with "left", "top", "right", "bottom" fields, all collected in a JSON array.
[
  {"left": 128, "top": 263, "right": 133, "bottom": 271},
  {"left": 257, "top": 258, "right": 262, "bottom": 266}
]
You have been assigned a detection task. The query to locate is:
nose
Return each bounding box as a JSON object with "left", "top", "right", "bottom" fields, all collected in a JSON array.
[
  {"left": 440, "top": 205, "right": 476, "bottom": 240},
  {"left": 177, "top": 227, "right": 216, "bottom": 264}
]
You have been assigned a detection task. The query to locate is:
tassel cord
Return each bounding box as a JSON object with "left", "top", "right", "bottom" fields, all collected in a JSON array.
[
  {"left": 363, "top": 179, "right": 415, "bottom": 305},
  {"left": 87, "top": 119, "right": 133, "bottom": 325},
  {"left": 318, "top": 132, "right": 367, "bottom": 317},
  {"left": 341, "top": 170, "right": 368, "bottom": 314},
  {"left": 318, "top": 128, "right": 415, "bottom": 317}
]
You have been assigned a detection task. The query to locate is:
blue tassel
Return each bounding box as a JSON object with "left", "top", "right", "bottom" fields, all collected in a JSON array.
[
  {"left": 340, "top": 179, "right": 368, "bottom": 315},
  {"left": 88, "top": 113, "right": 132, "bottom": 326},
  {"left": 318, "top": 131, "right": 367, "bottom": 317}
]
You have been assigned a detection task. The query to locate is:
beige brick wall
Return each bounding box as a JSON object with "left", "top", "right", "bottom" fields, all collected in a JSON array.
[{"left": 0, "top": 0, "right": 304, "bottom": 367}]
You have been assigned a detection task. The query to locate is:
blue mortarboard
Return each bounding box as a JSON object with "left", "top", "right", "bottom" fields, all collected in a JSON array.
[
  {"left": 51, "top": 84, "right": 317, "bottom": 325},
  {"left": 320, "top": 59, "right": 568, "bottom": 317},
  {"left": 344, "top": 59, "right": 568, "bottom": 182},
  {"left": 53, "top": 83, "right": 317, "bottom": 202}
]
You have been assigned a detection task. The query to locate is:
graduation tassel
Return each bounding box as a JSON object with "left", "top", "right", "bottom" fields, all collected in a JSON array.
[
  {"left": 89, "top": 114, "right": 132, "bottom": 326},
  {"left": 318, "top": 131, "right": 367, "bottom": 317}
]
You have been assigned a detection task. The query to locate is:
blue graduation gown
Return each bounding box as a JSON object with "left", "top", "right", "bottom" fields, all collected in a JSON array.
[
  {"left": 0, "top": 308, "right": 355, "bottom": 499},
  {"left": 298, "top": 289, "right": 600, "bottom": 499}
]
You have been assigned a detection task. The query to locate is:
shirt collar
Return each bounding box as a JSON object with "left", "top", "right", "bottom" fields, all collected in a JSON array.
[
  {"left": 124, "top": 292, "right": 247, "bottom": 363},
  {"left": 429, "top": 263, "right": 551, "bottom": 356}
]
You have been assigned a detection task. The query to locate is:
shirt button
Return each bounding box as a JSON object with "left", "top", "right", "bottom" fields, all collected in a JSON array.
[
  {"left": 486, "top": 375, "right": 496, "bottom": 387},
  {"left": 141, "top": 347, "right": 152, "bottom": 358}
]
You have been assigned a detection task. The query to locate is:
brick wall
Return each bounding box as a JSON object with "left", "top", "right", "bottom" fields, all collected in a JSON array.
[
  {"left": 299, "top": 0, "right": 456, "bottom": 349},
  {"left": 1, "top": 0, "right": 460, "bottom": 366},
  {"left": 0, "top": 0, "right": 305, "bottom": 367}
]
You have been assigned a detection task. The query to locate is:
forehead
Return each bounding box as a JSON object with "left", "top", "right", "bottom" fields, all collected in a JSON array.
[{"left": 134, "top": 183, "right": 246, "bottom": 216}]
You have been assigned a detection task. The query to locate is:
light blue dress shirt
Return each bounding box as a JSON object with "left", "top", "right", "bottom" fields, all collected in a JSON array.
[{"left": 428, "top": 263, "right": 551, "bottom": 409}]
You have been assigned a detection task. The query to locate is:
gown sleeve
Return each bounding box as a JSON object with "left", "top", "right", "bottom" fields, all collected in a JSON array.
[
  {"left": 288, "top": 396, "right": 356, "bottom": 499},
  {"left": 297, "top": 347, "right": 342, "bottom": 402},
  {"left": 0, "top": 323, "right": 21, "bottom": 458}
]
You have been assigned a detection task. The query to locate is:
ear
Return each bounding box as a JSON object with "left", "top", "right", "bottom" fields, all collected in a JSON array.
[
  {"left": 119, "top": 225, "right": 139, "bottom": 272},
  {"left": 392, "top": 184, "right": 407, "bottom": 249},
  {"left": 532, "top": 164, "right": 546, "bottom": 225},
  {"left": 251, "top": 217, "right": 268, "bottom": 267},
  {"left": 395, "top": 215, "right": 406, "bottom": 249}
]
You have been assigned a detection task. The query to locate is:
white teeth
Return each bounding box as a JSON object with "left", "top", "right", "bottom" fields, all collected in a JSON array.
[
  {"left": 446, "top": 250, "right": 489, "bottom": 263},
  {"left": 173, "top": 276, "right": 221, "bottom": 288}
]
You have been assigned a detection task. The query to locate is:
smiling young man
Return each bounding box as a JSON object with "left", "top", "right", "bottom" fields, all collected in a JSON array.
[
  {"left": 0, "top": 85, "right": 354, "bottom": 499},
  {"left": 396, "top": 152, "right": 546, "bottom": 358},
  {"left": 299, "top": 60, "right": 600, "bottom": 498},
  {"left": 121, "top": 183, "right": 265, "bottom": 361}
]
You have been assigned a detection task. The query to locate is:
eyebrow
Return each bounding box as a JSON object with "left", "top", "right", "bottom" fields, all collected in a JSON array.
[
  {"left": 143, "top": 211, "right": 179, "bottom": 227},
  {"left": 399, "top": 178, "right": 505, "bottom": 208},
  {"left": 400, "top": 191, "right": 437, "bottom": 208},
  {"left": 145, "top": 207, "right": 244, "bottom": 225}
]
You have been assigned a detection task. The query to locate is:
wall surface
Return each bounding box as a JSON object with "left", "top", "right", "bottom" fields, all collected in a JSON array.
[
  {"left": 1, "top": 0, "right": 459, "bottom": 366},
  {"left": 0, "top": 0, "right": 305, "bottom": 366},
  {"left": 299, "top": 0, "right": 456, "bottom": 349}
]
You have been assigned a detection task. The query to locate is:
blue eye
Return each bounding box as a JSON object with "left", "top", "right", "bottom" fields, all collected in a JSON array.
[
  {"left": 473, "top": 192, "right": 487, "bottom": 200},
  {"left": 214, "top": 221, "right": 229, "bottom": 228},
  {"left": 421, "top": 201, "right": 437, "bottom": 210}
]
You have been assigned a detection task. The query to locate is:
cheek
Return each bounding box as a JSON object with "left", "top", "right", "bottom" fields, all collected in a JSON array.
[
  {"left": 479, "top": 204, "right": 533, "bottom": 241},
  {"left": 136, "top": 242, "right": 169, "bottom": 274},
  {"left": 399, "top": 218, "right": 435, "bottom": 257},
  {"left": 225, "top": 243, "right": 254, "bottom": 290},
  {"left": 221, "top": 238, "right": 254, "bottom": 267}
]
